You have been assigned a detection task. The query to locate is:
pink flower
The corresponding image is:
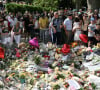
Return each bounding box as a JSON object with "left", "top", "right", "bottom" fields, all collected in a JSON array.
[
  {"left": 16, "top": 52, "right": 21, "bottom": 57},
  {"left": 48, "top": 68, "right": 53, "bottom": 74},
  {"left": 86, "top": 47, "right": 93, "bottom": 52},
  {"left": 6, "top": 78, "right": 10, "bottom": 81}
]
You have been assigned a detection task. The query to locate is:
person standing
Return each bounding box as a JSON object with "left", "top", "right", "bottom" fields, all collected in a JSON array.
[
  {"left": 73, "top": 17, "right": 82, "bottom": 43},
  {"left": 88, "top": 18, "right": 96, "bottom": 47},
  {"left": 11, "top": 21, "right": 21, "bottom": 45},
  {"left": 94, "top": 9, "right": 99, "bottom": 23},
  {"left": 94, "top": 22, "right": 100, "bottom": 45},
  {"left": 0, "top": 17, "right": 3, "bottom": 43},
  {"left": 28, "top": 15, "right": 34, "bottom": 39},
  {"left": 64, "top": 14, "right": 73, "bottom": 44},
  {"left": 23, "top": 13, "right": 30, "bottom": 41},
  {"left": 39, "top": 13, "right": 49, "bottom": 43},
  {"left": 0, "top": 1, "right": 3, "bottom": 11},
  {"left": 1, "top": 16, "right": 11, "bottom": 45},
  {"left": 82, "top": 14, "right": 89, "bottom": 35},
  {"left": 51, "top": 12, "right": 63, "bottom": 45},
  {"left": 34, "top": 16, "right": 40, "bottom": 38}
]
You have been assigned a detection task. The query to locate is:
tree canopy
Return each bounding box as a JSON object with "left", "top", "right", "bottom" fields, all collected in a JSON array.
[
  {"left": 33, "top": 0, "right": 58, "bottom": 9},
  {"left": 7, "top": 0, "right": 100, "bottom": 11}
]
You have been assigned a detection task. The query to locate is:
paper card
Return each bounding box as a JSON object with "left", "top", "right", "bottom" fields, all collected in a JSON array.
[
  {"left": 61, "top": 55, "right": 68, "bottom": 61},
  {"left": 88, "top": 64, "right": 100, "bottom": 71},
  {"left": 83, "top": 62, "right": 100, "bottom": 71},
  {"left": 67, "top": 79, "right": 80, "bottom": 89},
  {"left": 62, "top": 65, "right": 69, "bottom": 70},
  {"left": 88, "top": 75, "right": 100, "bottom": 87}
]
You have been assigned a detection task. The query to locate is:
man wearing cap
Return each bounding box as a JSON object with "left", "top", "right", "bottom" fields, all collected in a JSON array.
[{"left": 64, "top": 14, "right": 73, "bottom": 44}]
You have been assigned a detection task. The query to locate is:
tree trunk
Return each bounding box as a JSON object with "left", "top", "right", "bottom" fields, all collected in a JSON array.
[
  {"left": 87, "top": 0, "right": 100, "bottom": 11},
  {"left": 75, "top": 0, "right": 82, "bottom": 10},
  {"left": 76, "top": 0, "right": 79, "bottom": 10}
]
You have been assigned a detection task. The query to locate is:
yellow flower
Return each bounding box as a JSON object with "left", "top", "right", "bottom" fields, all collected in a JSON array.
[
  {"left": 71, "top": 42, "right": 78, "bottom": 48},
  {"left": 54, "top": 67, "right": 59, "bottom": 71},
  {"left": 40, "top": 74, "right": 45, "bottom": 79}
]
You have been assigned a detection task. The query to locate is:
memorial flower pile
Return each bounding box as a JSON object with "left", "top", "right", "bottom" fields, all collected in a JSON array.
[{"left": 0, "top": 41, "right": 100, "bottom": 89}]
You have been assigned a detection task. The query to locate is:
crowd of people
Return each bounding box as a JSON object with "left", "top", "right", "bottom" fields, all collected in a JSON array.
[{"left": 0, "top": 8, "right": 100, "bottom": 47}]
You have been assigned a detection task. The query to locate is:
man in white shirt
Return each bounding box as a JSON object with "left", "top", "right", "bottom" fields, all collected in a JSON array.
[{"left": 64, "top": 14, "right": 73, "bottom": 44}]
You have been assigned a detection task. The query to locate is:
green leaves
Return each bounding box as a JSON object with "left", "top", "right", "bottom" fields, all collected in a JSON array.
[
  {"left": 30, "top": 79, "right": 34, "bottom": 85},
  {"left": 56, "top": 73, "right": 65, "bottom": 79},
  {"left": 33, "top": 0, "right": 58, "bottom": 10},
  {"left": 6, "top": 3, "right": 57, "bottom": 13},
  {"left": 33, "top": 55, "right": 41, "bottom": 65},
  {"left": 53, "top": 84, "right": 60, "bottom": 90},
  {"left": 19, "top": 74, "right": 26, "bottom": 79},
  {"left": 91, "top": 83, "right": 97, "bottom": 90}
]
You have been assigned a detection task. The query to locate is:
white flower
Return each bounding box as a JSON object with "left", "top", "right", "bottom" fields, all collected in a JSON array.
[
  {"left": 0, "top": 81, "right": 4, "bottom": 86},
  {"left": 40, "top": 49, "right": 44, "bottom": 53},
  {"left": 52, "top": 61, "right": 58, "bottom": 67}
]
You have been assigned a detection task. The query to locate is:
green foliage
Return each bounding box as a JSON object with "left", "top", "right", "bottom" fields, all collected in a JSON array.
[
  {"left": 72, "top": 73, "right": 80, "bottom": 78},
  {"left": 34, "top": 55, "right": 41, "bottom": 65},
  {"left": 5, "top": 3, "right": 57, "bottom": 13},
  {"left": 24, "top": 56, "right": 28, "bottom": 61},
  {"left": 79, "top": 88, "right": 84, "bottom": 90},
  {"left": 53, "top": 84, "right": 60, "bottom": 90},
  {"left": 56, "top": 73, "right": 65, "bottom": 79},
  {"left": 30, "top": 79, "right": 34, "bottom": 85},
  {"left": 91, "top": 83, "right": 96, "bottom": 90},
  {"left": 6, "top": 3, "right": 42, "bottom": 13},
  {"left": 33, "top": 0, "right": 58, "bottom": 9},
  {"left": 19, "top": 74, "right": 26, "bottom": 79}
]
